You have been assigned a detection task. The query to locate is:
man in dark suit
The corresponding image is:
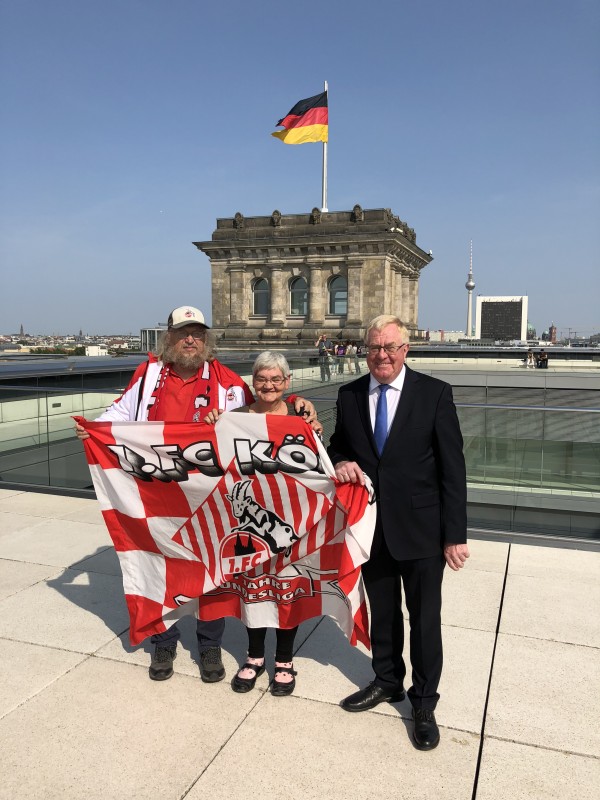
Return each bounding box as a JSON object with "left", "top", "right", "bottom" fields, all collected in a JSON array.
[{"left": 328, "top": 315, "right": 469, "bottom": 750}]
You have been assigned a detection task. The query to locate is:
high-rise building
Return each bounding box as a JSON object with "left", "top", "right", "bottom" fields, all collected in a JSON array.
[{"left": 475, "top": 296, "right": 528, "bottom": 341}]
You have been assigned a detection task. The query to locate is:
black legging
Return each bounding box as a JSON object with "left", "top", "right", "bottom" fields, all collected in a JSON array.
[{"left": 246, "top": 626, "right": 298, "bottom": 662}]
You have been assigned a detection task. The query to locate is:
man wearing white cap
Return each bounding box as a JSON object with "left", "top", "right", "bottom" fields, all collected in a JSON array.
[{"left": 75, "top": 305, "right": 315, "bottom": 683}]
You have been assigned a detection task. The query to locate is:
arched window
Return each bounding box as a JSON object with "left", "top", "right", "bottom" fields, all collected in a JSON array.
[
  {"left": 252, "top": 278, "right": 269, "bottom": 315},
  {"left": 329, "top": 275, "right": 348, "bottom": 315},
  {"left": 290, "top": 277, "right": 308, "bottom": 316}
]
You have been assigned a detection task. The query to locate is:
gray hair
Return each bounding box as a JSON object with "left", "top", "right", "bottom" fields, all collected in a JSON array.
[
  {"left": 365, "top": 315, "right": 410, "bottom": 345},
  {"left": 155, "top": 326, "right": 217, "bottom": 362},
  {"left": 252, "top": 351, "right": 291, "bottom": 379}
]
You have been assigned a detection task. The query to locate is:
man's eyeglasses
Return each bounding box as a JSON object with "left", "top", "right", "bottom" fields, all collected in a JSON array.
[
  {"left": 367, "top": 343, "right": 407, "bottom": 355},
  {"left": 171, "top": 328, "right": 206, "bottom": 341},
  {"left": 254, "top": 376, "right": 285, "bottom": 386}
]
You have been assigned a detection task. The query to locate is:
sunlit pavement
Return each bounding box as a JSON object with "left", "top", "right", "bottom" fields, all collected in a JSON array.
[{"left": 0, "top": 488, "right": 598, "bottom": 800}]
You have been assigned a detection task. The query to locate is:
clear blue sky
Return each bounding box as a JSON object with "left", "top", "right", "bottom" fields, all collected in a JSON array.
[{"left": 1, "top": 0, "right": 598, "bottom": 338}]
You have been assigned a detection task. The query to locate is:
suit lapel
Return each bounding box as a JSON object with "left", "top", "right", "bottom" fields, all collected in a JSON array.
[
  {"left": 352, "top": 375, "right": 374, "bottom": 451},
  {"left": 383, "top": 366, "right": 418, "bottom": 455}
]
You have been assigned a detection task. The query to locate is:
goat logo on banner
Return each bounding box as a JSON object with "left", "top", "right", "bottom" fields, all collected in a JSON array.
[{"left": 221, "top": 479, "right": 299, "bottom": 578}]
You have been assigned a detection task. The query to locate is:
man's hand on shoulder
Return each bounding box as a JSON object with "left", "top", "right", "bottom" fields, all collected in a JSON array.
[
  {"left": 444, "top": 543, "right": 470, "bottom": 571},
  {"left": 292, "top": 396, "right": 316, "bottom": 423}
]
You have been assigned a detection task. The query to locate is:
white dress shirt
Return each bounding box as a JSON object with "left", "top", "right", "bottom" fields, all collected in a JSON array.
[{"left": 368, "top": 366, "right": 406, "bottom": 435}]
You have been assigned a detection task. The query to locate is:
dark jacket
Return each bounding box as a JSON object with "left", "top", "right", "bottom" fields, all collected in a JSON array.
[{"left": 328, "top": 366, "right": 467, "bottom": 560}]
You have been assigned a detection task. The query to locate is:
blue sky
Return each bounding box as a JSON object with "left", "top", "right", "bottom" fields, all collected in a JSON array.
[{"left": 1, "top": 0, "right": 598, "bottom": 337}]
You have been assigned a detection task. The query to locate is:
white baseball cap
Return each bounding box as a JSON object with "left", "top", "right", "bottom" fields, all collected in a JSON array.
[{"left": 167, "top": 306, "right": 209, "bottom": 329}]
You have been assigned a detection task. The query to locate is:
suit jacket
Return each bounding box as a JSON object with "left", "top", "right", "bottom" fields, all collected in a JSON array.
[{"left": 328, "top": 366, "right": 467, "bottom": 561}]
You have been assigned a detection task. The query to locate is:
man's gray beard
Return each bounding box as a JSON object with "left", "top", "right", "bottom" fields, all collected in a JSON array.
[{"left": 163, "top": 342, "right": 205, "bottom": 373}]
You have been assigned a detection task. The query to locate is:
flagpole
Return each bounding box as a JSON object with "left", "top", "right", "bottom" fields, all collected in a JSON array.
[{"left": 321, "top": 80, "right": 328, "bottom": 212}]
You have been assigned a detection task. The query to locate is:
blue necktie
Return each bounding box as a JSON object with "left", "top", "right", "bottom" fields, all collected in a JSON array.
[{"left": 374, "top": 384, "right": 389, "bottom": 455}]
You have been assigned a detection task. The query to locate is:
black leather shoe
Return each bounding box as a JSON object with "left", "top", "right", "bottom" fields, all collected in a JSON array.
[
  {"left": 341, "top": 682, "right": 405, "bottom": 712},
  {"left": 412, "top": 708, "right": 440, "bottom": 750}
]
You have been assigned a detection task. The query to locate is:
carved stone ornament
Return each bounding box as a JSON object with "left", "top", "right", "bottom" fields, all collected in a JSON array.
[
  {"left": 233, "top": 212, "right": 245, "bottom": 229},
  {"left": 271, "top": 209, "right": 282, "bottom": 227},
  {"left": 352, "top": 204, "right": 364, "bottom": 222},
  {"left": 310, "top": 207, "right": 322, "bottom": 224}
]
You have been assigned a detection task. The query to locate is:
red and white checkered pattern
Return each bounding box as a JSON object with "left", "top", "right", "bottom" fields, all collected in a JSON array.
[{"left": 78, "top": 413, "right": 375, "bottom": 647}]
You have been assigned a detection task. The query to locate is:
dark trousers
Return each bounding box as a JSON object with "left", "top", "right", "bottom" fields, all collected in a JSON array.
[
  {"left": 247, "top": 626, "right": 298, "bottom": 662},
  {"left": 362, "top": 536, "right": 445, "bottom": 710},
  {"left": 151, "top": 618, "right": 225, "bottom": 653}
]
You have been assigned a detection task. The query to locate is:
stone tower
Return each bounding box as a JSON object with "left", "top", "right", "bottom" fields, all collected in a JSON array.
[{"left": 194, "top": 206, "right": 432, "bottom": 349}]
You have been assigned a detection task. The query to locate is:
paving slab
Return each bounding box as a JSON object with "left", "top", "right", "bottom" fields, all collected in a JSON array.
[
  {"left": 0, "top": 558, "right": 58, "bottom": 600},
  {"left": 486, "top": 633, "right": 600, "bottom": 757},
  {"left": 293, "top": 616, "right": 493, "bottom": 733},
  {"left": 509, "top": 542, "right": 600, "bottom": 584},
  {"left": 500, "top": 571, "right": 600, "bottom": 647},
  {"left": 0, "top": 491, "right": 94, "bottom": 518},
  {"left": 0, "top": 517, "right": 112, "bottom": 567},
  {"left": 476, "top": 737, "right": 600, "bottom": 800},
  {"left": 0, "top": 657, "right": 261, "bottom": 800},
  {"left": 61, "top": 501, "right": 106, "bottom": 526},
  {"left": 0, "top": 568, "right": 129, "bottom": 653},
  {"left": 442, "top": 565, "right": 504, "bottom": 632},
  {"left": 0, "top": 489, "right": 24, "bottom": 500},
  {"left": 70, "top": 546, "right": 122, "bottom": 576},
  {"left": 464, "top": 538, "right": 509, "bottom": 573},
  {"left": 0, "top": 511, "right": 46, "bottom": 538},
  {"left": 187, "top": 694, "right": 480, "bottom": 800},
  {"left": 0, "top": 639, "right": 86, "bottom": 719}
]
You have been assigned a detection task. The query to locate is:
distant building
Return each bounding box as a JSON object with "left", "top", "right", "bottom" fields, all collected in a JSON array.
[
  {"left": 548, "top": 323, "right": 557, "bottom": 344},
  {"left": 475, "top": 296, "right": 528, "bottom": 341},
  {"left": 427, "top": 330, "right": 465, "bottom": 343},
  {"left": 85, "top": 345, "right": 109, "bottom": 357},
  {"left": 140, "top": 326, "right": 167, "bottom": 354}
]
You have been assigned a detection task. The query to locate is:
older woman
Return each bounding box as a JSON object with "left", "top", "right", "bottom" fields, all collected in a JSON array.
[{"left": 206, "top": 351, "right": 321, "bottom": 696}]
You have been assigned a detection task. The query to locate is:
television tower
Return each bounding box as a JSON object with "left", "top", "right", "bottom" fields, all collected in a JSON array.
[{"left": 465, "top": 241, "right": 475, "bottom": 337}]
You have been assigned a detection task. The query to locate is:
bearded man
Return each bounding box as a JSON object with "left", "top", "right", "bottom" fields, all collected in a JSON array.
[{"left": 75, "top": 305, "right": 315, "bottom": 683}]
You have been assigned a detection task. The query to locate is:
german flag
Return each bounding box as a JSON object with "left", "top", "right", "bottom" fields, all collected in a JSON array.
[{"left": 271, "top": 91, "right": 328, "bottom": 145}]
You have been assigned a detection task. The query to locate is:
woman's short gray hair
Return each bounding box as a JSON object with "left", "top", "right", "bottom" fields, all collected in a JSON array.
[{"left": 252, "top": 351, "right": 291, "bottom": 378}]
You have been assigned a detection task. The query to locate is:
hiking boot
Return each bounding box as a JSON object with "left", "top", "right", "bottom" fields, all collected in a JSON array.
[
  {"left": 149, "top": 645, "right": 177, "bottom": 681},
  {"left": 199, "top": 646, "right": 225, "bottom": 683}
]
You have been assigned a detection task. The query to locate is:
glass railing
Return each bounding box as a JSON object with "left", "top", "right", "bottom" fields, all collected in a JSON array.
[
  {"left": 1, "top": 373, "right": 598, "bottom": 539},
  {"left": 458, "top": 403, "right": 600, "bottom": 493}
]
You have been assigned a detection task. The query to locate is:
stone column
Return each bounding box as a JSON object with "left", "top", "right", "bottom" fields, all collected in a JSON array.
[
  {"left": 392, "top": 268, "right": 402, "bottom": 317},
  {"left": 269, "top": 263, "right": 286, "bottom": 326},
  {"left": 346, "top": 259, "right": 363, "bottom": 325},
  {"left": 408, "top": 276, "right": 419, "bottom": 328},
  {"left": 398, "top": 275, "right": 409, "bottom": 322},
  {"left": 227, "top": 263, "right": 247, "bottom": 326},
  {"left": 307, "top": 264, "right": 325, "bottom": 325}
]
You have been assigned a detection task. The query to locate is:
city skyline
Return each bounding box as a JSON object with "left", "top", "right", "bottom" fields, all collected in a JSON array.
[{"left": 1, "top": 1, "right": 599, "bottom": 337}]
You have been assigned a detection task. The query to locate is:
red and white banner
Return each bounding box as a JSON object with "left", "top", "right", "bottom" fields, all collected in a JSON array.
[{"left": 77, "top": 414, "right": 375, "bottom": 647}]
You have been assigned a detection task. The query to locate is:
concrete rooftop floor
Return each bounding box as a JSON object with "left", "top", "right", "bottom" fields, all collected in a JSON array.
[{"left": 0, "top": 487, "right": 598, "bottom": 800}]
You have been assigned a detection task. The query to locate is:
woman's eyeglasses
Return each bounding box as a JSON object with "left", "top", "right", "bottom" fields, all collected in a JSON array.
[{"left": 254, "top": 376, "right": 285, "bottom": 386}]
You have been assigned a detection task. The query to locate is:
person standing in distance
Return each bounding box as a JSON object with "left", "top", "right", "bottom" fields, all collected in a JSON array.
[
  {"left": 328, "top": 315, "right": 469, "bottom": 750},
  {"left": 75, "top": 305, "right": 317, "bottom": 684}
]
